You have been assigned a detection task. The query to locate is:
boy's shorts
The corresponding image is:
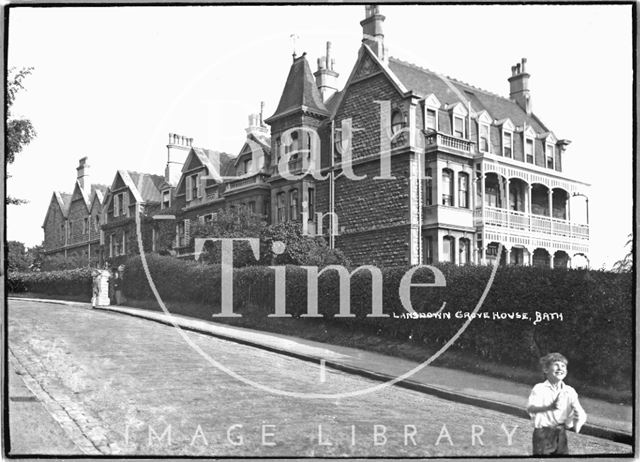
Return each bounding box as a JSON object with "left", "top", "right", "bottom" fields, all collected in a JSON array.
[{"left": 532, "top": 425, "right": 568, "bottom": 455}]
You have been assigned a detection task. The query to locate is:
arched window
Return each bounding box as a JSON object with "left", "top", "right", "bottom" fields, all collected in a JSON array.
[
  {"left": 442, "top": 169, "right": 454, "bottom": 206},
  {"left": 459, "top": 238, "right": 470, "bottom": 265},
  {"left": 425, "top": 168, "right": 433, "bottom": 205},
  {"left": 458, "top": 172, "right": 469, "bottom": 208},
  {"left": 289, "top": 189, "right": 298, "bottom": 221},
  {"left": 391, "top": 110, "right": 405, "bottom": 135},
  {"left": 443, "top": 236, "right": 455, "bottom": 263},
  {"left": 276, "top": 192, "right": 286, "bottom": 223}
]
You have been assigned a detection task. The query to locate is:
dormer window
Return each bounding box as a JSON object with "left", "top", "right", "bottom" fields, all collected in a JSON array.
[
  {"left": 186, "top": 173, "right": 201, "bottom": 202},
  {"left": 479, "top": 124, "right": 489, "bottom": 152},
  {"left": 498, "top": 119, "right": 515, "bottom": 158},
  {"left": 447, "top": 103, "right": 468, "bottom": 139},
  {"left": 423, "top": 94, "right": 441, "bottom": 132},
  {"left": 503, "top": 131, "right": 513, "bottom": 158},
  {"left": 453, "top": 116, "right": 465, "bottom": 138},
  {"left": 391, "top": 110, "right": 405, "bottom": 135},
  {"left": 525, "top": 138, "right": 534, "bottom": 164},
  {"left": 546, "top": 143, "right": 555, "bottom": 169},
  {"left": 476, "top": 111, "right": 492, "bottom": 153},
  {"left": 161, "top": 190, "right": 170, "bottom": 209},
  {"left": 113, "top": 192, "right": 126, "bottom": 217},
  {"left": 244, "top": 158, "right": 252, "bottom": 174}
]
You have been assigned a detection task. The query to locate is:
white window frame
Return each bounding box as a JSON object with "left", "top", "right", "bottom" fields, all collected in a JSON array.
[
  {"left": 546, "top": 143, "right": 555, "bottom": 169},
  {"left": 499, "top": 119, "right": 515, "bottom": 158},
  {"left": 109, "top": 234, "right": 114, "bottom": 257},
  {"left": 502, "top": 130, "right": 513, "bottom": 158},
  {"left": 423, "top": 94, "right": 441, "bottom": 132},
  {"left": 113, "top": 194, "right": 120, "bottom": 217},
  {"left": 448, "top": 103, "right": 468, "bottom": 139},
  {"left": 161, "top": 190, "right": 171, "bottom": 209},
  {"left": 525, "top": 138, "right": 534, "bottom": 164},
  {"left": 524, "top": 126, "right": 536, "bottom": 164},
  {"left": 151, "top": 228, "right": 156, "bottom": 252},
  {"left": 453, "top": 115, "right": 466, "bottom": 139},
  {"left": 122, "top": 231, "right": 127, "bottom": 255}
]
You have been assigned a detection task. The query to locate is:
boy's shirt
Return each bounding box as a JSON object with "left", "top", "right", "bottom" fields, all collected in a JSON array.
[{"left": 527, "top": 380, "right": 587, "bottom": 432}]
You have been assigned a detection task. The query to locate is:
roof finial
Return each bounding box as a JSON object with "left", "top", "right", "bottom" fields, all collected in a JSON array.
[{"left": 290, "top": 33, "right": 299, "bottom": 61}]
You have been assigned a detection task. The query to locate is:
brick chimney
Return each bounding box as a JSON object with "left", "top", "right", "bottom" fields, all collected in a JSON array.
[
  {"left": 360, "top": 5, "right": 387, "bottom": 63},
  {"left": 165, "top": 133, "right": 192, "bottom": 186},
  {"left": 508, "top": 58, "right": 531, "bottom": 115},
  {"left": 76, "top": 156, "right": 89, "bottom": 191},
  {"left": 314, "top": 41, "right": 339, "bottom": 102},
  {"left": 245, "top": 112, "right": 269, "bottom": 137}
]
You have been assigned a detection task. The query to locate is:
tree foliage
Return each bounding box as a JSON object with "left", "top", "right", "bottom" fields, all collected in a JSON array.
[
  {"left": 7, "top": 67, "right": 37, "bottom": 205},
  {"left": 612, "top": 234, "right": 633, "bottom": 273},
  {"left": 7, "top": 241, "right": 31, "bottom": 272}
]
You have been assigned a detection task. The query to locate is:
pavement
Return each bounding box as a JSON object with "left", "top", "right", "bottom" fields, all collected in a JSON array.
[{"left": 9, "top": 296, "right": 633, "bottom": 446}]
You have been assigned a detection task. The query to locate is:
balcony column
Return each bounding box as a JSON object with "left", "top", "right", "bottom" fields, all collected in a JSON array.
[
  {"left": 549, "top": 249, "right": 554, "bottom": 268},
  {"left": 548, "top": 188, "right": 554, "bottom": 235},
  {"left": 506, "top": 178, "right": 511, "bottom": 229},
  {"left": 504, "top": 246, "right": 511, "bottom": 266},
  {"left": 480, "top": 170, "right": 486, "bottom": 221},
  {"left": 566, "top": 195, "right": 571, "bottom": 222},
  {"left": 527, "top": 184, "right": 532, "bottom": 233}
]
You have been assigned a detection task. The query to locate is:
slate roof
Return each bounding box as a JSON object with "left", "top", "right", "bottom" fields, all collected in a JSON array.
[
  {"left": 266, "top": 54, "right": 329, "bottom": 122},
  {"left": 191, "top": 148, "right": 237, "bottom": 178},
  {"left": 387, "top": 57, "right": 548, "bottom": 132},
  {"left": 126, "top": 171, "right": 165, "bottom": 203},
  {"left": 59, "top": 192, "right": 72, "bottom": 217}
]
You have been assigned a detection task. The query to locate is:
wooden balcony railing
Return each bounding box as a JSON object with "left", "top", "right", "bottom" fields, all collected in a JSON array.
[{"left": 475, "top": 205, "right": 589, "bottom": 240}]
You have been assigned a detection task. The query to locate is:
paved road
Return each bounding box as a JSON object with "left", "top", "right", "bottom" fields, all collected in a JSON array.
[{"left": 8, "top": 299, "right": 631, "bottom": 457}]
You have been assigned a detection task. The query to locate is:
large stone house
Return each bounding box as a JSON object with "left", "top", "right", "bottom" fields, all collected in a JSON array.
[
  {"left": 263, "top": 5, "right": 589, "bottom": 268},
  {"left": 41, "top": 5, "right": 589, "bottom": 269},
  {"left": 41, "top": 157, "right": 108, "bottom": 265}
]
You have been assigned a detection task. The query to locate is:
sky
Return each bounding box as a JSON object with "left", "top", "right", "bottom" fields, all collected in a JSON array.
[{"left": 6, "top": 4, "right": 633, "bottom": 269}]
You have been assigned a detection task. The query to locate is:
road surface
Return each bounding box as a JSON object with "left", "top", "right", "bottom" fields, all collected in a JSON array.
[{"left": 7, "top": 299, "right": 631, "bottom": 457}]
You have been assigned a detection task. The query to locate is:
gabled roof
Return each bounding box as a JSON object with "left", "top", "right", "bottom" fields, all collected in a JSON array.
[
  {"left": 42, "top": 191, "right": 71, "bottom": 227},
  {"left": 387, "top": 57, "right": 548, "bottom": 133},
  {"left": 127, "top": 171, "right": 165, "bottom": 203},
  {"left": 265, "top": 53, "right": 329, "bottom": 123},
  {"left": 108, "top": 170, "right": 164, "bottom": 204},
  {"left": 90, "top": 184, "right": 108, "bottom": 203},
  {"left": 234, "top": 132, "right": 271, "bottom": 167},
  {"left": 177, "top": 148, "right": 236, "bottom": 190},
  {"left": 59, "top": 192, "right": 72, "bottom": 216}
]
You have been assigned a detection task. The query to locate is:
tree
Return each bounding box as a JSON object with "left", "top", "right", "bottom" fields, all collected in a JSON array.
[
  {"left": 612, "top": 234, "right": 633, "bottom": 273},
  {"left": 190, "top": 208, "right": 266, "bottom": 266},
  {"left": 7, "top": 241, "right": 31, "bottom": 272},
  {"left": 26, "top": 244, "right": 45, "bottom": 271},
  {"left": 7, "top": 67, "right": 37, "bottom": 205}
]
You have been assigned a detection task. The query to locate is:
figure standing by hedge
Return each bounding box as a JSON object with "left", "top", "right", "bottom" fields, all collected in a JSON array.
[
  {"left": 91, "top": 269, "right": 100, "bottom": 308},
  {"left": 526, "top": 352, "right": 587, "bottom": 455},
  {"left": 114, "top": 264, "right": 125, "bottom": 305}
]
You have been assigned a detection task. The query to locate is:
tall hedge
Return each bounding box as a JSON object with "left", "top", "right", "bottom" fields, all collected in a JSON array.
[
  {"left": 122, "top": 254, "right": 632, "bottom": 390},
  {"left": 8, "top": 268, "right": 93, "bottom": 297}
]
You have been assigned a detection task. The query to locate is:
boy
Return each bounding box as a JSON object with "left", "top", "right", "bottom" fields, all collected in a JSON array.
[{"left": 527, "top": 352, "right": 587, "bottom": 455}]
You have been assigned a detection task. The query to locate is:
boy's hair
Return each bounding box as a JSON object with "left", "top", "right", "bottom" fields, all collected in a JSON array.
[{"left": 539, "top": 352, "right": 568, "bottom": 371}]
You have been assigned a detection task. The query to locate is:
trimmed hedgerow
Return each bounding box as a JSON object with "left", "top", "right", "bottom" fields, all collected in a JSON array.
[
  {"left": 122, "top": 254, "right": 632, "bottom": 390},
  {"left": 8, "top": 268, "right": 93, "bottom": 297}
]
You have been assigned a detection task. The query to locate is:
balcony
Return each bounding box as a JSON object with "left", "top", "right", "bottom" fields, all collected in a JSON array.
[
  {"left": 475, "top": 205, "right": 589, "bottom": 253},
  {"left": 423, "top": 205, "right": 474, "bottom": 228},
  {"left": 225, "top": 174, "right": 266, "bottom": 193},
  {"left": 424, "top": 131, "right": 474, "bottom": 156}
]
